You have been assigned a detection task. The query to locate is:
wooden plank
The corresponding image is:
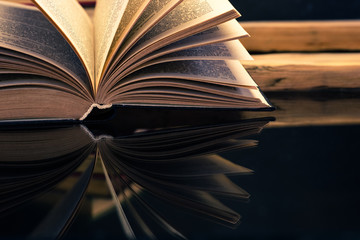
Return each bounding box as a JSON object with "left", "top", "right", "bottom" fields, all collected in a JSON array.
[
  {"left": 240, "top": 21, "right": 360, "bottom": 52},
  {"left": 243, "top": 53, "right": 360, "bottom": 91}
]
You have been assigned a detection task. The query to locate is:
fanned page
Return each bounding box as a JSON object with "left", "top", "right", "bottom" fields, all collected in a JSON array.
[
  {"left": 93, "top": 0, "right": 129, "bottom": 91},
  {"left": 96, "top": 0, "right": 271, "bottom": 110},
  {"left": 113, "top": 20, "right": 251, "bottom": 80},
  {"left": 0, "top": 2, "right": 90, "bottom": 89},
  {"left": 32, "top": 0, "right": 95, "bottom": 90},
  {"left": 100, "top": 0, "right": 185, "bottom": 83},
  {"left": 0, "top": 2, "right": 93, "bottom": 121},
  {"left": 112, "top": 0, "right": 240, "bottom": 72},
  {"left": 94, "top": 0, "right": 152, "bottom": 89}
]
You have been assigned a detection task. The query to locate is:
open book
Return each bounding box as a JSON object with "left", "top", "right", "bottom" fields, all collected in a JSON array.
[
  {"left": 0, "top": 0, "right": 271, "bottom": 122},
  {"left": 0, "top": 118, "right": 270, "bottom": 239}
]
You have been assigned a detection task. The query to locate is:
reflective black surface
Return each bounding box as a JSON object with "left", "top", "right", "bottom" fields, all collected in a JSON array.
[{"left": 0, "top": 96, "right": 360, "bottom": 240}]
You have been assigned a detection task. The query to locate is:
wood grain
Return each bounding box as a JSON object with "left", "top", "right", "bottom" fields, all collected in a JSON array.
[
  {"left": 243, "top": 53, "right": 360, "bottom": 91},
  {"left": 241, "top": 21, "right": 360, "bottom": 52}
]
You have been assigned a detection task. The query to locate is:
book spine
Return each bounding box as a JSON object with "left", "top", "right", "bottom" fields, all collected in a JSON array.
[{"left": 80, "top": 103, "right": 113, "bottom": 121}]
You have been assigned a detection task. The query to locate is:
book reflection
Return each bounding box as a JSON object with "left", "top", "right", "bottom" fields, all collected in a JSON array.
[{"left": 0, "top": 116, "right": 271, "bottom": 239}]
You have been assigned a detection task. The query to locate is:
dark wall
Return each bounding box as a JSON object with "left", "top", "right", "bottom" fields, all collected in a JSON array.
[{"left": 229, "top": 0, "right": 360, "bottom": 21}]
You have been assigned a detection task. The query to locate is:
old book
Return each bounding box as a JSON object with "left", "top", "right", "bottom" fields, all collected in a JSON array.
[{"left": 0, "top": 0, "right": 271, "bottom": 122}]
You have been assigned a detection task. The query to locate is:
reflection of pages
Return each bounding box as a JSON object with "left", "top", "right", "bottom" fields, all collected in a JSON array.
[
  {"left": 0, "top": 118, "right": 270, "bottom": 239},
  {"left": 0, "top": 0, "right": 272, "bottom": 122}
]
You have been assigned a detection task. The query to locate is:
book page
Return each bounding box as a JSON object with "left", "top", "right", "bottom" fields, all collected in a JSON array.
[
  {"left": 32, "top": 0, "right": 95, "bottom": 89},
  {"left": 162, "top": 19, "right": 249, "bottom": 52},
  {"left": 106, "top": 19, "right": 250, "bottom": 83},
  {"left": 105, "top": 0, "right": 151, "bottom": 71},
  {"left": 114, "top": 41, "right": 251, "bottom": 81},
  {"left": 151, "top": 41, "right": 252, "bottom": 61},
  {"left": 137, "top": 0, "right": 238, "bottom": 52},
  {"left": 126, "top": 60, "right": 257, "bottom": 87},
  {"left": 116, "top": 0, "right": 240, "bottom": 73},
  {"left": 0, "top": 2, "right": 91, "bottom": 94},
  {"left": 152, "top": 40, "right": 251, "bottom": 64},
  {"left": 126, "top": 0, "right": 182, "bottom": 42},
  {"left": 94, "top": 0, "right": 129, "bottom": 91},
  {"left": 101, "top": 0, "right": 183, "bottom": 83}
]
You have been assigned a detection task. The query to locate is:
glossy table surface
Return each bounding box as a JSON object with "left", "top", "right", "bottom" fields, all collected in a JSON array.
[{"left": 0, "top": 93, "right": 359, "bottom": 240}]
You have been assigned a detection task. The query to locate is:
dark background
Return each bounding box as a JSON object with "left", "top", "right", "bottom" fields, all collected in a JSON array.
[{"left": 229, "top": 0, "right": 360, "bottom": 20}]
